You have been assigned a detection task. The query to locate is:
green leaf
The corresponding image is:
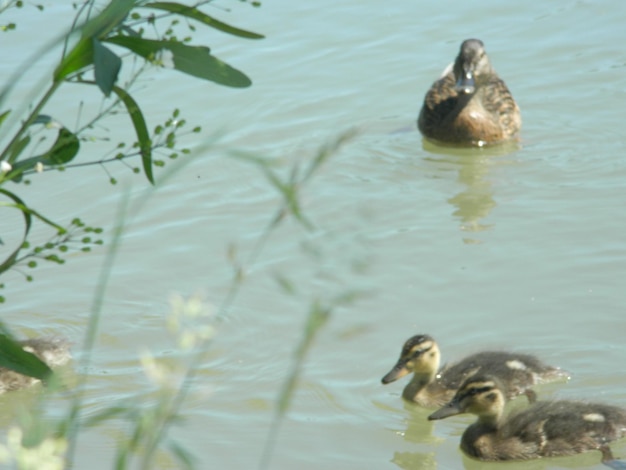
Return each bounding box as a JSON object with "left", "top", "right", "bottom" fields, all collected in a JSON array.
[
  {"left": 54, "top": 37, "right": 94, "bottom": 80},
  {"left": 7, "top": 135, "right": 30, "bottom": 164},
  {"left": 0, "top": 321, "right": 14, "bottom": 337},
  {"left": 33, "top": 114, "right": 53, "bottom": 125},
  {"left": 80, "top": 0, "right": 134, "bottom": 39},
  {"left": 142, "top": 2, "right": 264, "bottom": 39},
  {"left": 112, "top": 86, "right": 153, "bottom": 184},
  {"left": 105, "top": 36, "right": 252, "bottom": 88},
  {"left": 93, "top": 39, "right": 121, "bottom": 97},
  {"left": 0, "top": 189, "right": 32, "bottom": 275},
  {"left": 54, "top": 0, "right": 134, "bottom": 81},
  {"left": 48, "top": 127, "right": 80, "bottom": 164},
  {"left": 0, "top": 109, "right": 9, "bottom": 128},
  {"left": 0, "top": 334, "right": 52, "bottom": 381},
  {"left": 7, "top": 128, "right": 79, "bottom": 181}
]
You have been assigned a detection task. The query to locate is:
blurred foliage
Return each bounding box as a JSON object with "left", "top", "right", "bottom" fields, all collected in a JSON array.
[{"left": 0, "top": 0, "right": 263, "bottom": 297}]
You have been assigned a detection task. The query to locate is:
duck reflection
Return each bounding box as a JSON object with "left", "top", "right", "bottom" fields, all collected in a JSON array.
[
  {"left": 391, "top": 450, "right": 436, "bottom": 470},
  {"left": 387, "top": 402, "right": 440, "bottom": 470},
  {"left": 387, "top": 403, "right": 603, "bottom": 470},
  {"left": 459, "top": 451, "right": 616, "bottom": 470},
  {"left": 422, "top": 139, "right": 520, "bottom": 238}
]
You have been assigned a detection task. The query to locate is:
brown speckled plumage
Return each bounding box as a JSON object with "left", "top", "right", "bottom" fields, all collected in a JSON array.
[
  {"left": 429, "top": 375, "right": 626, "bottom": 463},
  {"left": 381, "top": 334, "right": 568, "bottom": 407},
  {"left": 0, "top": 337, "right": 71, "bottom": 393},
  {"left": 417, "top": 39, "right": 521, "bottom": 146}
]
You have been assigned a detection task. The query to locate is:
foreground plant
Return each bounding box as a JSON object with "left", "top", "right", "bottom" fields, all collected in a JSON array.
[{"left": 0, "top": 0, "right": 263, "bottom": 294}]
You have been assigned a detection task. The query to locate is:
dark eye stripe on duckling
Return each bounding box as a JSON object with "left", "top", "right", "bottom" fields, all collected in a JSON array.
[
  {"left": 460, "top": 381, "right": 496, "bottom": 398},
  {"left": 409, "top": 341, "right": 434, "bottom": 358},
  {"left": 401, "top": 335, "right": 434, "bottom": 357}
]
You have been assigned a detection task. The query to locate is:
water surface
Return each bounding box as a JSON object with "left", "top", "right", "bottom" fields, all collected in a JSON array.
[{"left": 2, "top": 1, "right": 626, "bottom": 468}]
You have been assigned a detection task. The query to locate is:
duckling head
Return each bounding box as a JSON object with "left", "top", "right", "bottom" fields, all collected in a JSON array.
[
  {"left": 381, "top": 334, "right": 441, "bottom": 384},
  {"left": 453, "top": 39, "right": 494, "bottom": 95},
  {"left": 428, "top": 374, "right": 506, "bottom": 424},
  {"left": 20, "top": 337, "right": 72, "bottom": 368}
]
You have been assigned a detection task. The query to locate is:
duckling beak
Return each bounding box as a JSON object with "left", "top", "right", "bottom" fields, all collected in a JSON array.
[
  {"left": 455, "top": 71, "right": 475, "bottom": 94},
  {"left": 381, "top": 361, "right": 410, "bottom": 384},
  {"left": 428, "top": 401, "right": 463, "bottom": 420}
]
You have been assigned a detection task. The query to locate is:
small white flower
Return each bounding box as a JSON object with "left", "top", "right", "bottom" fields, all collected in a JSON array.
[
  {"left": 0, "top": 427, "right": 67, "bottom": 470},
  {"left": 35, "top": 162, "right": 44, "bottom": 173},
  {"left": 140, "top": 350, "right": 169, "bottom": 388},
  {"left": 0, "top": 160, "right": 11, "bottom": 173},
  {"left": 168, "top": 292, "right": 214, "bottom": 350},
  {"left": 157, "top": 49, "right": 175, "bottom": 69}
]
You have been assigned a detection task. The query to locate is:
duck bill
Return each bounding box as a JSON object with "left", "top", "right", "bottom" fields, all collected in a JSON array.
[
  {"left": 428, "top": 401, "right": 463, "bottom": 420},
  {"left": 455, "top": 71, "right": 475, "bottom": 94},
  {"left": 381, "top": 361, "right": 410, "bottom": 384}
]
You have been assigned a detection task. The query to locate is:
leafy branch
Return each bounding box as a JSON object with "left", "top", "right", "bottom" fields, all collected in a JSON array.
[{"left": 0, "top": 0, "right": 263, "bottom": 293}]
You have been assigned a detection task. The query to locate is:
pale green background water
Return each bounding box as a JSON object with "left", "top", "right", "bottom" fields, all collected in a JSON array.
[{"left": 1, "top": 1, "right": 626, "bottom": 469}]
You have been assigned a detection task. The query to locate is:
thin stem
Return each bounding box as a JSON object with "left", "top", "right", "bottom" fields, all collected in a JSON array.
[
  {"left": 1, "top": 80, "right": 62, "bottom": 164},
  {"left": 64, "top": 188, "right": 131, "bottom": 468}
]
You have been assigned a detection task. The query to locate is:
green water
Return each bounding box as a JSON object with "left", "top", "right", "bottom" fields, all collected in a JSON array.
[{"left": 2, "top": 1, "right": 626, "bottom": 468}]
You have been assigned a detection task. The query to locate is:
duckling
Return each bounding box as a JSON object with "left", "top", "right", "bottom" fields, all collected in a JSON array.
[
  {"left": 381, "top": 334, "right": 567, "bottom": 407},
  {"left": 417, "top": 38, "right": 521, "bottom": 146},
  {"left": 428, "top": 374, "right": 626, "bottom": 464},
  {"left": 0, "top": 337, "right": 71, "bottom": 393}
]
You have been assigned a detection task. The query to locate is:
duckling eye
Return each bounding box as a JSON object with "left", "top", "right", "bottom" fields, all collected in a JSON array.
[
  {"left": 485, "top": 392, "right": 498, "bottom": 402},
  {"left": 460, "top": 388, "right": 479, "bottom": 399},
  {"left": 465, "top": 385, "right": 492, "bottom": 397},
  {"left": 409, "top": 345, "right": 432, "bottom": 358}
]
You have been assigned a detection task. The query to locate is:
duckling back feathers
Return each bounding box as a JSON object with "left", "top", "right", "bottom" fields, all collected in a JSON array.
[
  {"left": 439, "top": 350, "right": 568, "bottom": 399},
  {"left": 430, "top": 374, "right": 626, "bottom": 461},
  {"left": 382, "top": 334, "right": 568, "bottom": 407}
]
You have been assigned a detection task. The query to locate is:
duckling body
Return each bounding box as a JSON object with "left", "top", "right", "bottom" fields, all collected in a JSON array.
[
  {"left": 417, "top": 39, "right": 521, "bottom": 146},
  {"left": 381, "top": 334, "right": 567, "bottom": 407},
  {"left": 0, "top": 337, "right": 71, "bottom": 393},
  {"left": 429, "top": 374, "right": 626, "bottom": 462}
]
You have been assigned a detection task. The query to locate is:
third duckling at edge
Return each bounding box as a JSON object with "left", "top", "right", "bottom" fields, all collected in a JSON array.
[
  {"left": 428, "top": 374, "right": 626, "bottom": 464},
  {"left": 381, "top": 334, "right": 568, "bottom": 407},
  {"left": 417, "top": 38, "right": 521, "bottom": 146},
  {"left": 0, "top": 337, "right": 71, "bottom": 394}
]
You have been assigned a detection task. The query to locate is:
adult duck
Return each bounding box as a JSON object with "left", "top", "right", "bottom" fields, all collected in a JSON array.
[{"left": 417, "top": 39, "right": 521, "bottom": 146}]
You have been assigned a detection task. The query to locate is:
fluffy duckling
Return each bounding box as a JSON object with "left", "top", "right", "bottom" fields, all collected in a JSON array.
[
  {"left": 417, "top": 38, "right": 521, "bottom": 146},
  {"left": 0, "top": 337, "right": 71, "bottom": 393},
  {"left": 428, "top": 374, "right": 626, "bottom": 463},
  {"left": 381, "top": 334, "right": 567, "bottom": 407}
]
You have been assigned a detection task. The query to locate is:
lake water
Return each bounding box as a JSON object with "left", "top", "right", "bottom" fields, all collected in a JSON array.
[{"left": 2, "top": 1, "right": 626, "bottom": 469}]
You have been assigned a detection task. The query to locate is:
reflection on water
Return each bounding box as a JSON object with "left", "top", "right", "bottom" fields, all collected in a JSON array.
[
  {"left": 4, "top": 0, "right": 625, "bottom": 468},
  {"left": 392, "top": 450, "right": 437, "bottom": 470},
  {"left": 400, "top": 401, "right": 442, "bottom": 445},
  {"left": 460, "top": 451, "right": 614, "bottom": 470},
  {"left": 422, "top": 139, "right": 520, "bottom": 241},
  {"left": 387, "top": 402, "right": 443, "bottom": 470}
]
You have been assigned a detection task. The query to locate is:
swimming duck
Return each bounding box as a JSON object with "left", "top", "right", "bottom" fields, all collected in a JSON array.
[
  {"left": 428, "top": 374, "right": 626, "bottom": 464},
  {"left": 381, "top": 334, "right": 568, "bottom": 407},
  {"left": 417, "top": 38, "right": 521, "bottom": 146},
  {"left": 0, "top": 337, "right": 71, "bottom": 393}
]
